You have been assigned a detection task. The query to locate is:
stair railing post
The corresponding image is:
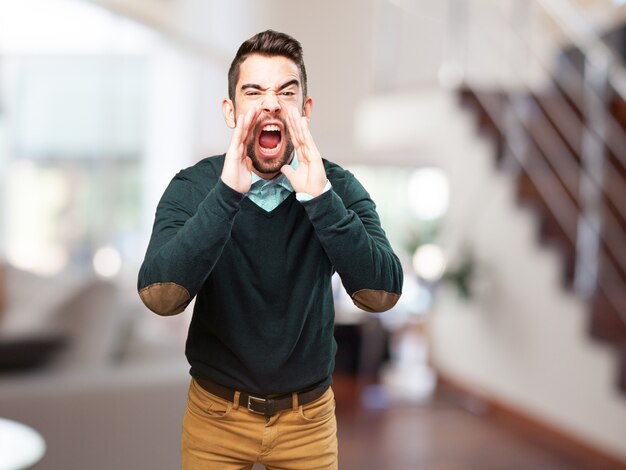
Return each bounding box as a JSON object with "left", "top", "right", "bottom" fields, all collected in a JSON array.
[
  {"left": 440, "top": 0, "right": 468, "bottom": 88},
  {"left": 574, "top": 47, "right": 610, "bottom": 300},
  {"left": 502, "top": 0, "right": 533, "bottom": 176}
]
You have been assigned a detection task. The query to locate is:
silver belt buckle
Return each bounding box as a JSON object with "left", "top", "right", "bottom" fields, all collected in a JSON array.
[{"left": 247, "top": 395, "right": 267, "bottom": 415}]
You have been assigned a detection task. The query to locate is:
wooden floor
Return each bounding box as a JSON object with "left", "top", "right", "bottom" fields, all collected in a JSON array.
[
  {"left": 250, "top": 374, "right": 625, "bottom": 469},
  {"left": 332, "top": 375, "right": 626, "bottom": 470}
]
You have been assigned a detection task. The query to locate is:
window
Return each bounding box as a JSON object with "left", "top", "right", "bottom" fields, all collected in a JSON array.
[{"left": 0, "top": 0, "right": 154, "bottom": 276}]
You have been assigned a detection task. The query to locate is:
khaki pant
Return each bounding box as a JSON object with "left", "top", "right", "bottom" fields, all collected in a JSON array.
[{"left": 181, "top": 379, "right": 338, "bottom": 470}]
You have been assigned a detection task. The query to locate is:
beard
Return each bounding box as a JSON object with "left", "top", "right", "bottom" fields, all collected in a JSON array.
[{"left": 246, "top": 121, "right": 294, "bottom": 176}]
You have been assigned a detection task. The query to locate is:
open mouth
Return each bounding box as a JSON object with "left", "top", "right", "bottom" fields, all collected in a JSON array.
[{"left": 257, "top": 123, "right": 283, "bottom": 156}]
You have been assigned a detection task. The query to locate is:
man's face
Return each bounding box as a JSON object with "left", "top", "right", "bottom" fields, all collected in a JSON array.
[{"left": 222, "top": 54, "right": 312, "bottom": 178}]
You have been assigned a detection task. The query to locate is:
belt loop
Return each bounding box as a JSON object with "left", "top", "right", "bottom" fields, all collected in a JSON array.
[
  {"left": 291, "top": 392, "right": 298, "bottom": 412},
  {"left": 232, "top": 391, "right": 241, "bottom": 410}
]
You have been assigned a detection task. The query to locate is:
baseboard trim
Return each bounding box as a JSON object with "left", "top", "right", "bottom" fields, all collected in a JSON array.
[{"left": 436, "top": 372, "right": 626, "bottom": 470}]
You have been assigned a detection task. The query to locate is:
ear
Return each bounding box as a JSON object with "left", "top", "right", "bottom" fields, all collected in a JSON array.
[
  {"left": 303, "top": 97, "right": 313, "bottom": 122},
  {"left": 222, "top": 98, "right": 236, "bottom": 128}
]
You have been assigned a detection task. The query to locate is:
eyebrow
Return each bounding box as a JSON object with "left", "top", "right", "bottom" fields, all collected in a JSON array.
[{"left": 240, "top": 79, "right": 300, "bottom": 92}]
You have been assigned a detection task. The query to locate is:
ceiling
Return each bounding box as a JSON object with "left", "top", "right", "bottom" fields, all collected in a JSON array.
[{"left": 66, "top": 0, "right": 626, "bottom": 164}]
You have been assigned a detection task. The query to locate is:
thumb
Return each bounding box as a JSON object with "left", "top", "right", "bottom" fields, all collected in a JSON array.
[
  {"left": 245, "top": 156, "right": 253, "bottom": 172},
  {"left": 281, "top": 164, "right": 296, "bottom": 182}
]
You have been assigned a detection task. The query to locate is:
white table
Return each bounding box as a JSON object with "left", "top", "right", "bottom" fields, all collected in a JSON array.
[{"left": 0, "top": 418, "right": 45, "bottom": 470}]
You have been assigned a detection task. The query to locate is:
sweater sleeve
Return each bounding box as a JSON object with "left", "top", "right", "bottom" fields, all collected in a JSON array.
[
  {"left": 137, "top": 175, "right": 244, "bottom": 316},
  {"left": 300, "top": 174, "right": 403, "bottom": 313}
]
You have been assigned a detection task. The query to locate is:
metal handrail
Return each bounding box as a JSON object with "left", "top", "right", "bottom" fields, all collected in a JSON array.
[
  {"left": 484, "top": 0, "right": 626, "bottom": 213},
  {"left": 487, "top": 0, "right": 626, "bottom": 305},
  {"left": 457, "top": 10, "right": 625, "bottom": 259},
  {"left": 549, "top": 53, "right": 626, "bottom": 168},
  {"left": 535, "top": 0, "right": 626, "bottom": 101},
  {"left": 480, "top": 0, "right": 626, "bottom": 242},
  {"left": 518, "top": 47, "right": 626, "bottom": 218},
  {"left": 520, "top": 98, "right": 626, "bottom": 273},
  {"left": 456, "top": 0, "right": 626, "bottom": 325},
  {"left": 470, "top": 89, "right": 626, "bottom": 324}
]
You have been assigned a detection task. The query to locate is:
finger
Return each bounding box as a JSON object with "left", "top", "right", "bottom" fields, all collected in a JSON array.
[
  {"left": 299, "top": 113, "right": 314, "bottom": 143},
  {"left": 289, "top": 107, "right": 319, "bottom": 159},
  {"left": 227, "top": 114, "right": 245, "bottom": 153},
  {"left": 292, "top": 107, "right": 309, "bottom": 146},
  {"left": 293, "top": 108, "right": 315, "bottom": 152},
  {"left": 233, "top": 106, "right": 257, "bottom": 150},
  {"left": 284, "top": 106, "right": 296, "bottom": 145},
  {"left": 227, "top": 107, "right": 258, "bottom": 162},
  {"left": 240, "top": 106, "right": 260, "bottom": 144},
  {"left": 232, "top": 113, "right": 244, "bottom": 136},
  {"left": 286, "top": 106, "right": 304, "bottom": 148}
]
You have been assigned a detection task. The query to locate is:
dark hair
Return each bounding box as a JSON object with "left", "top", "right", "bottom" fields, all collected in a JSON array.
[{"left": 228, "top": 30, "right": 308, "bottom": 102}]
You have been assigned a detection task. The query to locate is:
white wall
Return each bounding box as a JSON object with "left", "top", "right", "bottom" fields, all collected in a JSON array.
[
  {"left": 428, "top": 91, "right": 626, "bottom": 462},
  {"left": 353, "top": 85, "right": 626, "bottom": 462}
]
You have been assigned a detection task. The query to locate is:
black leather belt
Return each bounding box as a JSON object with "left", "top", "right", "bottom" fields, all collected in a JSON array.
[{"left": 195, "top": 378, "right": 328, "bottom": 418}]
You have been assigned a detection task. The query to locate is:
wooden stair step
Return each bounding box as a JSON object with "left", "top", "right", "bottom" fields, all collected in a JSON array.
[
  {"left": 610, "top": 96, "right": 626, "bottom": 130},
  {"left": 589, "top": 287, "right": 626, "bottom": 343},
  {"left": 531, "top": 92, "right": 584, "bottom": 161}
]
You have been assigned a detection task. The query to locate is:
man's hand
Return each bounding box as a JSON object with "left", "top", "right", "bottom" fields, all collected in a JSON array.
[
  {"left": 221, "top": 106, "right": 260, "bottom": 194},
  {"left": 281, "top": 107, "right": 328, "bottom": 197}
]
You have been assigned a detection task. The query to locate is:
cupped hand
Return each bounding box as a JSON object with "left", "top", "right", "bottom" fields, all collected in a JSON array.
[
  {"left": 221, "top": 106, "right": 260, "bottom": 194},
  {"left": 281, "top": 106, "right": 327, "bottom": 196}
]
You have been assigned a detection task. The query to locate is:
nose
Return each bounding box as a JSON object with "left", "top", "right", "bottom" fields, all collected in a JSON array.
[{"left": 262, "top": 92, "right": 281, "bottom": 114}]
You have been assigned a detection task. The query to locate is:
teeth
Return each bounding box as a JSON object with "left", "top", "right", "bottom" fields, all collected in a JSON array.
[{"left": 262, "top": 124, "right": 280, "bottom": 132}]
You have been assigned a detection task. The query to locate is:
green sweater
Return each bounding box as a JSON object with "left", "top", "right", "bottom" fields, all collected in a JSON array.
[{"left": 138, "top": 155, "right": 403, "bottom": 395}]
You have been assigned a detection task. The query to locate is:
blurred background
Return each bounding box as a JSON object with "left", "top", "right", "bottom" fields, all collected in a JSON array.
[{"left": 0, "top": 0, "right": 625, "bottom": 468}]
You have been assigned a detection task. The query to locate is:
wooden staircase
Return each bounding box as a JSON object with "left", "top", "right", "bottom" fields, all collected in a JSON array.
[{"left": 458, "top": 82, "right": 626, "bottom": 394}]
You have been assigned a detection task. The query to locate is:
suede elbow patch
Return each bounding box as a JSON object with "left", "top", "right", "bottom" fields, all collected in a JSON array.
[
  {"left": 351, "top": 289, "right": 400, "bottom": 313},
  {"left": 139, "top": 282, "right": 191, "bottom": 316}
]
